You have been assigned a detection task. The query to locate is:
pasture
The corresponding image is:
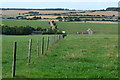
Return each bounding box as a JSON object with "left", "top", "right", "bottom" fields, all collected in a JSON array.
[
  {"left": 0, "top": 35, "right": 2, "bottom": 79},
  {"left": 2, "top": 19, "right": 118, "bottom": 34},
  {"left": 2, "top": 34, "right": 118, "bottom": 78},
  {"left": 1, "top": 19, "right": 118, "bottom": 78}
]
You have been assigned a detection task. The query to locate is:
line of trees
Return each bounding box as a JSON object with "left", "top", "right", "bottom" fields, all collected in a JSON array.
[
  {"left": 0, "top": 25, "right": 64, "bottom": 35},
  {"left": 1, "top": 25, "right": 34, "bottom": 35},
  {"left": 106, "top": 7, "right": 120, "bottom": 11},
  {"left": 56, "top": 16, "right": 118, "bottom": 22},
  {"left": 1, "top": 7, "right": 120, "bottom": 11},
  {"left": 1, "top": 8, "right": 70, "bottom": 10}
]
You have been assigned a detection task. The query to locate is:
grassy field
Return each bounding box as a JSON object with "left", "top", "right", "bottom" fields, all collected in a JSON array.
[
  {"left": 2, "top": 34, "right": 118, "bottom": 78},
  {"left": 2, "top": 19, "right": 118, "bottom": 34},
  {"left": 0, "top": 35, "right": 2, "bottom": 79},
  {"left": 2, "top": 19, "right": 118, "bottom": 78}
]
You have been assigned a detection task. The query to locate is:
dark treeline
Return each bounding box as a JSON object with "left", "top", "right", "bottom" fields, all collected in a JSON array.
[
  {"left": 1, "top": 8, "right": 70, "bottom": 11},
  {"left": 1, "top": 7, "right": 120, "bottom": 11},
  {"left": 106, "top": 7, "right": 120, "bottom": 11},
  {"left": 0, "top": 25, "right": 63, "bottom": 35},
  {"left": 1, "top": 25, "right": 34, "bottom": 35},
  {"left": 56, "top": 16, "right": 118, "bottom": 22}
]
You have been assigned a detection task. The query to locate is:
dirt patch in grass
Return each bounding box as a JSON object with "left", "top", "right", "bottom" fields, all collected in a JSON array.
[
  {"left": 106, "top": 53, "right": 114, "bottom": 58},
  {"left": 63, "top": 53, "right": 84, "bottom": 59},
  {"left": 102, "top": 45, "right": 118, "bottom": 49}
]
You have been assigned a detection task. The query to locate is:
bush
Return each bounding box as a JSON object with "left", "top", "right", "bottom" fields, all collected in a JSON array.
[
  {"left": 0, "top": 25, "right": 66, "bottom": 35},
  {"left": 1, "top": 25, "right": 34, "bottom": 35}
]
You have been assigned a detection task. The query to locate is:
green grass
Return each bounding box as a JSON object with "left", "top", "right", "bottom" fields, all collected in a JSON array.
[
  {"left": 0, "top": 35, "right": 2, "bottom": 79},
  {"left": 2, "top": 19, "right": 50, "bottom": 28},
  {"left": 2, "top": 34, "right": 118, "bottom": 78},
  {"left": 2, "top": 19, "right": 118, "bottom": 78},
  {"left": 2, "top": 19, "right": 118, "bottom": 34}
]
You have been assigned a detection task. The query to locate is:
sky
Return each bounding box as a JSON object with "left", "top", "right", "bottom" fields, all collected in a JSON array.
[{"left": 0, "top": 0, "right": 119, "bottom": 10}]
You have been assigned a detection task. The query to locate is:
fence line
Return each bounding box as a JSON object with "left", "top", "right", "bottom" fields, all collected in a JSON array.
[
  {"left": 28, "top": 39, "right": 32, "bottom": 64},
  {"left": 41, "top": 37, "right": 44, "bottom": 55},
  {"left": 46, "top": 36, "right": 50, "bottom": 50},
  {"left": 12, "top": 41, "right": 17, "bottom": 77},
  {"left": 37, "top": 39, "right": 39, "bottom": 57},
  {"left": 11, "top": 35, "right": 63, "bottom": 77}
]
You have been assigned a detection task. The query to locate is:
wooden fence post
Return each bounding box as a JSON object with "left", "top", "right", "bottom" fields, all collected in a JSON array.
[
  {"left": 58, "top": 35, "right": 59, "bottom": 41},
  {"left": 61, "top": 35, "right": 63, "bottom": 39},
  {"left": 60, "top": 35, "right": 62, "bottom": 39},
  {"left": 55, "top": 35, "right": 57, "bottom": 42},
  {"left": 59, "top": 35, "right": 60, "bottom": 40},
  {"left": 53, "top": 36, "right": 55, "bottom": 44},
  {"left": 41, "top": 37, "right": 44, "bottom": 54},
  {"left": 37, "top": 39, "right": 39, "bottom": 56},
  {"left": 12, "top": 41, "right": 17, "bottom": 77},
  {"left": 54, "top": 36, "right": 56, "bottom": 43},
  {"left": 46, "top": 36, "right": 50, "bottom": 50},
  {"left": 28, "top": 39, "right": 32, "bottom": 64},
  {"left": 56, "top": 35, "right": 58, "bottom": 42},
  {"left": 57, "top": 35, "right": 58, "bottom": 41},
  {"left": 50, "top": 36, "right": 52, "bottom": 45}
]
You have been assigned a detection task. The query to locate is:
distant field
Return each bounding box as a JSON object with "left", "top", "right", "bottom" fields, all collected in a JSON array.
[
  {"left": 1, "top": 10, "right": 83, "bottom": 15},
  {"left": 76, "top": 11, "right": 118, "bottom": 16},
  {"left": 1, "top": 10, "right": 118, "bottom": 19},
  {"left": 1, "top": 10, "right": 118, "bottom": 16},
  {"left": 2, "top": 19, "right": 118, "bottom": 34},
  {"left": 2, "top": 34, "right": 118, "bottom": 78}
]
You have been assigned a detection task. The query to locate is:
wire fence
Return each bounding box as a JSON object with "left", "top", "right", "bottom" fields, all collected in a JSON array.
[{"left": 11, "top": 35, "right": 63, "bottom": 77}]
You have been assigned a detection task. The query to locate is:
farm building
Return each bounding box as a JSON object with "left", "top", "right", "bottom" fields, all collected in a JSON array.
[{"left": 86, "top": 28, "right": 93, "bottom": 35}]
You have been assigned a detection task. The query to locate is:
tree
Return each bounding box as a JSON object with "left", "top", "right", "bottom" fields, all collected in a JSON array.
[{"left": 56, "top": 17, "right": 62, "bottom": 19}]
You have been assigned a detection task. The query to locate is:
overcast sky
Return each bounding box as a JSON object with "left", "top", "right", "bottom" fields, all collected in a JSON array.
[
  {"left": 1, "top": 0, "right": 119, "bottom": 2},
  {"left": 0, "top": 0, "right": 119, "bottom": 10}
]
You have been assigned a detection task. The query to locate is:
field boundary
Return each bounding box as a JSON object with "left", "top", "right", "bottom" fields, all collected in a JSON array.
[{"left": 11, "top": 35, "right": 63, "bottom": 77}]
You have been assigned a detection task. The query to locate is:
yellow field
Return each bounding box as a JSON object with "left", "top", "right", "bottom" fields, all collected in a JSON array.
[
  {"left": 1, "top": 10, "right": 83, "bottom": 15},
  {"left": 76, "top": 11, "right": 118, "bottom": 16},
  {"left": 1, "top": 10, "right": 118, "bottom": 16}
]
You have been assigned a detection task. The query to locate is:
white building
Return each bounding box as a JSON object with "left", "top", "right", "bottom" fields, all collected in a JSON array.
[{"left": 86, "top": 28, "right": 93, "bottom": 35}]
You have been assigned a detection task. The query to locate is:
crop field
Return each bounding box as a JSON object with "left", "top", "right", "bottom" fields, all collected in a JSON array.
[
  {"left": 76, "top": 11, "right": 118, "bottom": 16},
  {"left": 2, "top": 19, "right": 118, "bottom": 34},
  {"left": 2, "top": 34, "right": 118, "bottom": 78},
  {"left": 1, "top": 10, "right": 83, "bottom": 15},
  {"left": 1, "top": 10, "right": 118, "bottom": 16}
]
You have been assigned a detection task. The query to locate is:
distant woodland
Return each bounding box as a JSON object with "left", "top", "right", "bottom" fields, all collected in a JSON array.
[{"left": 0, "top": 7, "right": 120, "bottom": 11}]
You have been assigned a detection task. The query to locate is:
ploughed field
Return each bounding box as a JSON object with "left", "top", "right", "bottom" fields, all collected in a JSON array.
[{"left": 2, "top": 34, "right": 118, "bottom": 78}]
